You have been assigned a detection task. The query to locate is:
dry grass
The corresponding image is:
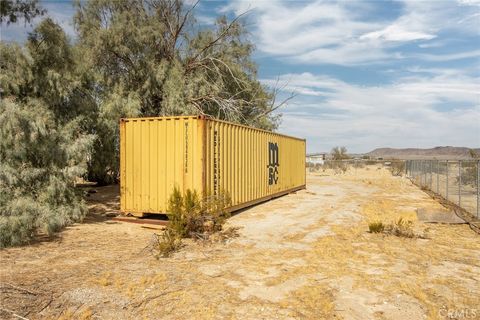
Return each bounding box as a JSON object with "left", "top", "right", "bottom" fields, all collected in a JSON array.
[
  {"left": 368, "top": 221, "right": 385, "bottom": 233},
  {"left": 0, "top": 168, "right": 478, "bottom": 319}
]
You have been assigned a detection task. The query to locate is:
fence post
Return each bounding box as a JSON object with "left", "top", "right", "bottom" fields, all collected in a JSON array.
[
  {"left": 419, "top": 160, "right": 422, "bottom": 185},
  {"left": 428, "top": 160, "right": 433, "bottom": 191},
  {"left": 415, "top": 160, "right": 417, "bottom": 182},
  {"left": 414, "top": 160, "right": 416, "bottom": 181},
  {"left": 416, "top": 160, "right": 418, "bottom": 181},
  {"left": 428, "top": 161, "right": 430, "bottom": 189},
  {"left": 423, "top": 160, "right": 426, "bottom": 187},
  {"left": 415, "top": 160, "right": 417, "bottom": 181},
  {"left": 420, "top": 160, "right": 422, "bottom": 185},
  {"left": 425, "top": 160, "right": 427, "bottom": 187},
  {"left": 446, "top": 160, "right": 449, "bottom": 201},
  {"left": 426, "top": 160, "right": 428, "bottom": 187},
  {"left": 436, "top": 160, "right": 439, "bottom": 194},
  {"left": 427, "top": 160, "right": 432, "bottom": 189},
  {"left": 458, "top": 161, "right": 461, "bottom": 207},
  {"left": 477, "top": 160, "right": 479, "bottom": 218}
]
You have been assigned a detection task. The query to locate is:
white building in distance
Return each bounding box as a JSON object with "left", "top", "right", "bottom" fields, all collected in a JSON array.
[{"left": 306, "top": 153, "right": 327, "bottom": 165}]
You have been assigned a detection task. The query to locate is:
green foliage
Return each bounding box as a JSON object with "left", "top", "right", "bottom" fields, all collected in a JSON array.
[
  {"left": 166, "top": 187, "right": 192, "bottom": 238},
  {"left": 166, "top": 187, "right": 231, "bottom": 237},
  {"left": 0, "top": 19, "right": 95, "bottom": 247},
  {"left": 1, "top": 1, "right": 283, "bottom": 246},
  {"left": 368, "top": 221, "right": 385, "bottom": 233},
  {"left": 0, "top": 0, "right": 45, "bottom": 25},
  {"left": 155, "top": 187, "right": 231, "bottom": 257},
  {"left": 0, "top": 99, "right": 94, "bottom": 247},
  {"left": 73, "top": 0, "right": 280, "bottom": 182},
  {"left": 331, "top": 146, "right": 349, "bottom": 160}
]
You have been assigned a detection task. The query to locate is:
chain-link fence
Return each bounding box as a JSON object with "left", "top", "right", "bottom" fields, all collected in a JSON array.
[
  {"left": 406, "top": 160, "right": 479, "bottom": 218},
  {"left": 307, "top": 159, "right": 406, "bottom": 175}
]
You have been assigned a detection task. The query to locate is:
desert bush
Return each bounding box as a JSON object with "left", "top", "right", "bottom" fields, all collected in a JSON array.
[
  {"left": 333, "top": 162, "right": 348, "bottom": 174},
  {"left": 368, "top": 218, "right": 420, "bottom": 238},
  {"left": 323, "top": 161, "right": 348, "bottom": 174},
  {"left": 152, "top": 229, "right": 182, "bottom": 258},
  {"left": 389, "top": 161, "right": 406, "bottom": 176},
  {"left": 352, "top": 161, "right": 365, "bottom": 169},
  {"left": 155, "top": 188, "right": 231, "bottom": 257},
  {"left": 386, "top": 218, "right": 415, "bottom": 238},
  {"left": 167, "top": 188, "right": 231, "bottom": 237},
  {"left": 457, "top": 162, "right": 478, "bottom": 187},
  {"left": 368, "top": 221, "right": 385, "bottom": 233}
]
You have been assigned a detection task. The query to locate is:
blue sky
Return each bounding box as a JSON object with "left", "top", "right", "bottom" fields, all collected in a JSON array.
[{"left": 1, "top": 0, "right": 479, "bottom": 153}]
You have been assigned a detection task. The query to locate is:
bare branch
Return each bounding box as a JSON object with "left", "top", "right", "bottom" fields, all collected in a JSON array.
[
  {"left": 254, "top": 78, "right": 297, "bottom": 119},
  {"left": 186, "top": 9, "right": 251, "bottom": 72}
]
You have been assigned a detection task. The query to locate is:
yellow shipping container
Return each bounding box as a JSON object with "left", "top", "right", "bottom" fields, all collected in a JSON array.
[{"left": 120, "top": 116, "right": 306, "bottom": 216}]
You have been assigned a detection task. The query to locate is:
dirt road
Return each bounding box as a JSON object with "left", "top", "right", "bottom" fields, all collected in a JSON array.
[{"left": 1, "top": 168, "right": 479, "bottom": 319}]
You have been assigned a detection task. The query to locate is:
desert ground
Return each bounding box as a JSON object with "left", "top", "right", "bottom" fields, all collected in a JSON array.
[{"left": 1, "top": 167, "right": 479, "bottom": 320}]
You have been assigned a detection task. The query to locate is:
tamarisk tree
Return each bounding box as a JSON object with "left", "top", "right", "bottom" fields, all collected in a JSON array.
[
  {"left": 74, "top": 0, "right": 286, "bottom": 184},
  {"left": 0, "top": 19, "right": 95, "bottom": 247}
]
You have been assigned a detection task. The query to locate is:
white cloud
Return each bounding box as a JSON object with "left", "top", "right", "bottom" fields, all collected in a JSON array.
[
  {"left": 223, "top": 0, "right": 480, "bottom": 65},
  {"left": 418, "top": 40, "right": 448, "bottom": 48},
  {"left": 413, "top": 50, "right": 480, "bottom": 62},
  {"left": 262, "top": 72, "right": 480, "bottom": 152},
  {"left": 221, "top": 0, "right": 386, "bottom": 64},
  {"left": 360, "top": 24, "right": 436, "bottom": 42},
  {"left": 195, "top": 14, "right": 216, "bottom": 25},
  {"left": 458, "top": 0, "right": 480, "bottom": 6}
]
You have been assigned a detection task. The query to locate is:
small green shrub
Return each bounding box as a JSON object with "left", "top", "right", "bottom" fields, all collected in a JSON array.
[
  {"left": 154, "top": 188, "right": 231, "bottom": 257},
  {"left": 166, "top": 188, "right": 231, "bottom": 238},
  {"left": 368, "top": 221, "right": 385, "bottom": 233}
]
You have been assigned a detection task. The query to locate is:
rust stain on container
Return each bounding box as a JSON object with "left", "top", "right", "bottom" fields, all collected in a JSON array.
[{"left": 120, "top": 116, "right": 306, "bottom": 216}]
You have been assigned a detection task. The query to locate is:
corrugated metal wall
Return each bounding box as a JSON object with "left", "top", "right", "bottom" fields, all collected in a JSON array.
[
  {"left": 120, "top": 117, "right": 204, "bottom": 215},
  {"left": 120, "top": 116, "right": 306, "bottom": 216},
  {"left": 204, "top": 119, "right": 306, "bottom": 210}
]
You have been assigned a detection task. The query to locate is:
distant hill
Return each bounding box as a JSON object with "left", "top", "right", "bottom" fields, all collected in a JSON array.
[{"left": 366, "top": 147, "right": 480, "bottom": 160}]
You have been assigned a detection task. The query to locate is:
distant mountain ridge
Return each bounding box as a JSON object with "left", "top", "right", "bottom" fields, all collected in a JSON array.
[{"left": 366, "top": 146, "right": 480, "bottom": 160}]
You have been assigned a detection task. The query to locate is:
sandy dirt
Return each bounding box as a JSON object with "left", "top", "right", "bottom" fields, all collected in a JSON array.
[{"left": 1, "top": 167, "right": 479, "bottom": 319}]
